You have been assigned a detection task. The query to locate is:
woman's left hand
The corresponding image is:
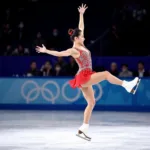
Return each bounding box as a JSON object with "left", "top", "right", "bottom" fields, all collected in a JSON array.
[{"left": 78, "top": 4, "right": 88, "bottom": 14}]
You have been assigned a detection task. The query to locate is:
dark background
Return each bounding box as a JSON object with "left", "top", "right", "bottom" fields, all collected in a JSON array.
[
  {"left": 0, "top": 0, "right": 149, "bottom": 77},
  {"left": 0, "top": 0, "right": 150, "bottom": 56}
]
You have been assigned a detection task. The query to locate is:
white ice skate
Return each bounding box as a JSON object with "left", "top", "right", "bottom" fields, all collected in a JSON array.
[
  {"left": 76, "top": 125, "right": 91, "bottom": 141},
  {"left": 123, "top": 77, "right": 141, "bottom": 94}
]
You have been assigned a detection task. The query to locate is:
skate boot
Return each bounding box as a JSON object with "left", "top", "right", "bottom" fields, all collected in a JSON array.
[
  {"left": 76, "top": 124, "right": 91, "bottom": 141},
  {"left": 122, "top": 77, "right": 141, "bottom": 94}
]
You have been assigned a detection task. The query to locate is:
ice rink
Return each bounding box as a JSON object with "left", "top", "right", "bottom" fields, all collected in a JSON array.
[{"left": 0, "top": 110, "right": 150, "bottom": 150}]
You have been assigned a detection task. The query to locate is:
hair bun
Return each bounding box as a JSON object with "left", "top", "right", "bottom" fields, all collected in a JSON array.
[{"left": 68, "top": 29, "right": 74, "bottom": 36}]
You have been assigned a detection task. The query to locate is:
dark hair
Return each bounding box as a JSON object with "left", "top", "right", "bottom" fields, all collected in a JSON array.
[
  {"left": 31, "top": 61, "right": 36, "bottom": 65},
  {"left": 122, "top": 64, "right": 128, "bottom": 68},
  {"left": 68, "top": 28, "right": 82, "bottom": 41},
  {"left": 138, "top": 61, "right": 144, "bottom": 66},
  {"left": 55, "top": 63, "right": 61, "bottom": 67}
]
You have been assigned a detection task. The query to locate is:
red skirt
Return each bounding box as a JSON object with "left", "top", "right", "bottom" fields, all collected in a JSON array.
[{"left": 69, "top": 69, "right": 96, "bottom": 88}]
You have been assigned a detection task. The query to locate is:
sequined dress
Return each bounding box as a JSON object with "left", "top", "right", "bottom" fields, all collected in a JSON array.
[{"left": 69, "top": 47, "right": 95, "bottom": 88}]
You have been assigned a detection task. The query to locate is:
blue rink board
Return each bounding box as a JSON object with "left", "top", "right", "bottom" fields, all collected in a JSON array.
[{"left": 0, "top": 77, "right": 150, "bottom": 111}]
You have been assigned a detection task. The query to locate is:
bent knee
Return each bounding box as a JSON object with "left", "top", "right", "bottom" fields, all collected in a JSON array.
[
  {"left": 88, "top": 99, "right": 96, "bottom": 108},
  {"left": 104, "top": 71, "right": 110, "bottom": 79}
]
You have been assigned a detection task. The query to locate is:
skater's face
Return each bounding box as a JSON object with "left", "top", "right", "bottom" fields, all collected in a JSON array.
[
  {"left": 75, "top": 33, "right": 85, "bottom": 44},
  {"left": 69, "top": 28, "right": 84, "bottom": 43}
]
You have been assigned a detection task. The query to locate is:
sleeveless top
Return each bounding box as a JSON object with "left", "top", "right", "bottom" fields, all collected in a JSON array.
[{"left": 74, "top": 47, "right": 92, "bottom": 74}]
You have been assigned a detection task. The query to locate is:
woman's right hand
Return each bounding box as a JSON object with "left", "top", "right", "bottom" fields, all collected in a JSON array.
[{"left": 36, "top": 44, "right": 47, "bottom": 53}]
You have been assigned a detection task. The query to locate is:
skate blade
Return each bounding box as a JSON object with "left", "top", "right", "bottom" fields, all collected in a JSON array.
[
  {"left": 76, "top": 130, "right": 91, "bottom": 141},
  {"left": 76, "top": 134, "right": 91, "bottom": 141},
  {"left": 130, "top": 78, "right": 141, "bottom": 94}
]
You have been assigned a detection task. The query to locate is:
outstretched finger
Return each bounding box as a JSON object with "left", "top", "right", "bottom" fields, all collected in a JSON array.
[
  {"left": 36, "top": 46, "right": 41, "bottom": 49},
  {"left": 42, "top": 44, "right": 45, "bottom": 47},
  {"left": 36, "top": 50, "right": 40, "bottom": 53},
  {"left": 36, "top": 48, "right": 39, "bottom": 51},
  {"left": 82, "top": 3, "right": 84, "bottom": 7},
  {"left": 84, "top": 4, "right": 87, "bottom": 8}
]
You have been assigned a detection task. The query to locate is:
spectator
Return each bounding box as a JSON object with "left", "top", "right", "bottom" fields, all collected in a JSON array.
[
  {"left": 41, "top": 61, "right": 53, "bottom": 76},
  {"left": 2, "top": 23, "right": 12, "bottom": 46},
  {"left": 4, "top": 8, "right": 11, "bottom": 22},
  {"left": 55, "top": 57, "right": 67, "bottom": 73},
  {"left": 27, "top": 61, "right": 41, "bottom": 76},
  {"left": 32, "top": 32, "right": 46, "bottom": 48},
  {"left": 24, "top": 48, "right": 30, "bottom": 56},
  {"left": 134, "top": 61, "right": 149, "bottom": 77},
  {"left": 47, "top": 28, "right": 61, "bottom": 49},
  {"left": 12, "top": 44, "right": 25, "bottom": 56},
  {"left": 17, "top": 21, "right": 25, "bottom": 42},
  {"left": 11, "top": 48, "right": 19, "bottom": 56},
  {"left": 110, "top": 62, "right": 119, "bottom": 76},
  {"left": 3, "top": 45, "right": 12, "bottom": 56},
  {"left": 53, "top": 63, "right": 64, "bottom": 76},
  {"left": 56, "top": 57, "right": 67, "bottom": 67},
  {"left": 119, "top": 64, "right": 133, "bottom": 77}
]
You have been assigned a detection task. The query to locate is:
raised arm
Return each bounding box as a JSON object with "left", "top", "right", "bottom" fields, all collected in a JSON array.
[
  {"left": 36, "top": 44, "right": 77, "bottom": 57},
  {"left": 78, "top": 4, "right": 88, "bottom": 36}
]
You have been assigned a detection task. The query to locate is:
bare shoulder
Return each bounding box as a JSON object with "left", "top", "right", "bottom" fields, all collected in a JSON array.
[
  {"left": 68, "top": 48, "right": 80, "bottom": 58},
  {"left": 68, "top": 48, "right": 78, "bottom": 54}
]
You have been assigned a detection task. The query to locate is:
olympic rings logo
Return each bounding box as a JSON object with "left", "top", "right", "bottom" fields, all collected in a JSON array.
[{"left": 21, "top": 80, "right": 103, "bottom": 104}]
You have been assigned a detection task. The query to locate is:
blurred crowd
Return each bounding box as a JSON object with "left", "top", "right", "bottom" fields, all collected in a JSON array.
[
  {"left": 0, "top": 0, "right": 149, "bottom": 56},
  {"left": 109, "top": 61, "right": 150, "bottom": 77},
  {"left": 27, "top": 57, "right": 78, "bottom": 77},
  {"left": 26, "top": 58, "right": 150, "bottom": 77},
  {"left": 0, "top": 21, "right": 61, "bottom": 56},
  {"left": 0, "top": 1, "right": 67, "bottom": 56},
  {"left": 0, "top": 1, "right": 149, "bottom": 77}
]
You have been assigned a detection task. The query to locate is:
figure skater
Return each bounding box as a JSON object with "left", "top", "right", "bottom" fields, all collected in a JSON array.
[{"left": 36, "top": 4, "right": 140, "bottom": 141}]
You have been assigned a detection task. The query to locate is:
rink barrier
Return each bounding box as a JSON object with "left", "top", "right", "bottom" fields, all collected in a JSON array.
[{"left": 0, "top": 77, "right": 150, "bottom": 112}]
